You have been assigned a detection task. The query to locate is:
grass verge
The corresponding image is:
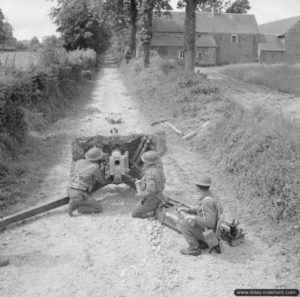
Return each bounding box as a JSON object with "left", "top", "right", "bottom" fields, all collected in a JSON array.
[{"left": 123, "top": 56, "right": 300, "bottom": 253}]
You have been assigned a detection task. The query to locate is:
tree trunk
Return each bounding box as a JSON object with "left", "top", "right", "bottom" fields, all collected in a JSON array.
[
  {"left": 143, "top": 41, "right": 150, "bottom": 67},
  {"left": 128, "top": 0, "right": 138, "bottom": 58},
  {"left": 140, "top": 0, "right": 154, "bottom": 68},
  {"left": 184, "top": 0, "right": 197, "bottom": 73}
]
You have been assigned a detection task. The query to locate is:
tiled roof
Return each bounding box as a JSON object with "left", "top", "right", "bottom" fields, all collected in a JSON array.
[
  {"left": 153, "top": 11, "right": 259, "bottom": 34},
  {"left": 259, "top": 15, "right": 300, "bottom": 36},
  {"left": 258, "top": 34, "right": 285, "bottom": 52},
  {"left": 151, "top": 33, "right": 217, "bottom": 47}
]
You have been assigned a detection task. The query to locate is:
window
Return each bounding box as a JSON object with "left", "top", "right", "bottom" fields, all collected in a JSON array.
[
  {"left": 179, "top": 50, "right": 184, "bottom": 59},
  {"left": 231, "top": 34, "right": 238, "bottom": 43}
]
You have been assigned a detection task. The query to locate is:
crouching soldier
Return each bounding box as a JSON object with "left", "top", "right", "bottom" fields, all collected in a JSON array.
[
  {"left": 131, "top": 151, "right": 166, "bottom": 219},
  {"left": 178, "top": 176, "right": 223, "bottom": 256},
  {"left": 67, "top": 147, "right": 107, "bottom": 216}
]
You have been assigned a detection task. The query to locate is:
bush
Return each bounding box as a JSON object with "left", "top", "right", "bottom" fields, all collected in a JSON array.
[{"left": 0, "top": 47, "right": 97, "bottom": 155}]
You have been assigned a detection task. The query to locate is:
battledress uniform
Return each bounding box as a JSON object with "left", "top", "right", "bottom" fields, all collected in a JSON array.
[
  {"left": 179, "top": 190, "right": 223, "bottom": 252},
  {"left": 67, "top": 158, "right": 106, "bottom": 216},
  {"left": 131, "top": 161, "right": 166, "bottom": 218}
]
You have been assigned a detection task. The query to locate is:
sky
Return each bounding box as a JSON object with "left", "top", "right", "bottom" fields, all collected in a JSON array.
[{"left": 0, "top": 0, "right": 300, "bottom": 41}]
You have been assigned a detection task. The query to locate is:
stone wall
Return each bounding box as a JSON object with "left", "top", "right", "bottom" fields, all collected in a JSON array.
[
  {"left": 195, "top": 48, "right": 216, "bottom": 66},
  {"left": 283, "top": 22, "right": 300, "bottom": 63},
  {"left": 259, "top": 51, "right": 284, "bottom": 64},
  {"left": 214, "top": 33, "right": 258, "bottom": 64}
]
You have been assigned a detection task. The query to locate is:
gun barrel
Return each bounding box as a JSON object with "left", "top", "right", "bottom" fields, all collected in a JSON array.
[{"left": 163, "top": 195, "right": 192, "bottom": 209}]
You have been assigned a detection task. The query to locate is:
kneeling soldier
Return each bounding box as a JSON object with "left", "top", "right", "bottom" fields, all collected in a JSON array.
[
  {"left": 67, "top": 147, "right": 107, "bottom": 216},
  {"left": 131, "top": 151, "right": 166, "bottom": 219},
  {"left": 178, "top": 176, "right": 223, "bottom": 256}
]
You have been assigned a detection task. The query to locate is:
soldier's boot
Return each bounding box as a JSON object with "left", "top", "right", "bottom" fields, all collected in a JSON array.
[
  {"left": 68, "top": 200, "right": 78, "bottom": 217},
  {"left": 0, "top": 257, "right": 9, "bottom": 267},
  {"left": 78, "top": 205, "right": 102, "bottom": 214},
  {"left": 198, "top": 240, "right": 209, "bottom": 249},
  {"left": 180, "top": 246, "right": 202, "bottom": 256},
  {"left": 209, "top": 243, "right": 222, "bottom": 254}
]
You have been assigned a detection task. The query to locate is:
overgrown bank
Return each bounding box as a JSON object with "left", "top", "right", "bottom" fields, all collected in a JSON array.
[
  {"left": 122, "top": 56, "right": 300, "bottom": 249},
  {"left": 0, "top": 47, "right": 97, "bottom": 210}
]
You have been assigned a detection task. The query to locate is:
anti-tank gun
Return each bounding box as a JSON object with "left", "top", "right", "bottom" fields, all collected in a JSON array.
[
  {"left": 0, "top": 132, "right": 166, "bottom": 229},
  {"left": 106, "top": 149, "right": 129, "bottom": 183},
  {"left": 72, "top": 133, "right": 166, "bottom": 191}
]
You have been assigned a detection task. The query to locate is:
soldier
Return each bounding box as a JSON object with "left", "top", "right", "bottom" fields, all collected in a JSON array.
[
  {"left": 131, "top": 151, "right": 166, "bottom": 219},
  {"left": 178, "top": 176, "right": 223, "bottom": 256},
  {"left": 67, "top": 147, "right": 107, "bottom": 216},
  {"left": 0, "top": 256, "right": 9, "bottom": 268}
]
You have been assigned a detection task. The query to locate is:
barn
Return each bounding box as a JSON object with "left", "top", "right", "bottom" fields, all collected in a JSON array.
[
  {"left": 259, "top": 15, "right": 300, "bottom": 64},
  {"left": 138, "top": 11, "right": 259, "bottom": 66}
]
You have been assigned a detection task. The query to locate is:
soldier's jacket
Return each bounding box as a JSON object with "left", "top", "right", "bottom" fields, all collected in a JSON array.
[
  {"left": 188, "top": 192, "right": 223, "bottom": 230},
  {"left": 69, "top": 159, "right": 106, "bottom": 192},
  {"left": 139, "top": 163, "right": 166, "bottom": 199}
]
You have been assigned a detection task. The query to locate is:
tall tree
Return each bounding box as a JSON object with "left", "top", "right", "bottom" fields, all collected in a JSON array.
[
  {"left": 177, "top": 0, "right": 250, "bottom": 73},
  {"left": 128, "top": 0, "right": 138, "bottom": 58},
  {"left": 0, "top": 9, "right": 15, "bottom": 48},
  {"left": 50, "top": 0, "right": 109, "bottom": 53},
  {"left": 177, "top": 0, "right": 209, "bottom": 73},
  {"left": 139, "top": 0, "right": 172, "bottom": 67},
  {"left": 102, "top": 0, "right": 133, "bottom": 56}
]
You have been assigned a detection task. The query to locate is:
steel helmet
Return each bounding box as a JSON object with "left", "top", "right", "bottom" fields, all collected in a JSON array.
[
  {"left": 141, "top": 151, "right": 161, "bottom": 165},
  {"left": 85, "top": 147, "right": 105, "bottom": 161},
  {"left": 196, "top": 176, "right": 211, "bottom": 187}
]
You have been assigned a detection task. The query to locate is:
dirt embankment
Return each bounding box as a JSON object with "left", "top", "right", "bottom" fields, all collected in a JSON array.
[{"left": 0, "top": 64, "right": 299, "bottom": 297}]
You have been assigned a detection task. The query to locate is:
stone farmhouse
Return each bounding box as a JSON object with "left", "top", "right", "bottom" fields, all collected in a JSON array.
[
  {"left": 258, "top": 16, "right": 300, "bottom": 64},
  {"left": 145, "top": 11, "right": 259, "bottom": 66}
]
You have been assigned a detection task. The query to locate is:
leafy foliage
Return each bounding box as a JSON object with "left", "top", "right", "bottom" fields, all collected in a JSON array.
[
  {"left": 0, "top": 9, "right": 16, "bottom": 48},
  {"left": 50, "top": 0, "right": 110, "bottom": 53},
  {"left": 177, "top": 0, "right": 250, "bottom": 12},
  {"left": 226, "top": 0, "right": 251, "bottom": 13}
]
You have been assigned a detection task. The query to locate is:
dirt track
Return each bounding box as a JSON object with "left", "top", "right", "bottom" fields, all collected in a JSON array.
[{"left": 0, "top": 64, "right": 298, "bottom": 296}]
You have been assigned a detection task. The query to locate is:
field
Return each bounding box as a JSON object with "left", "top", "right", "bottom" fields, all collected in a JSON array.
[
  {"left": 219, "top": 63, "right": 300, "bottom": 96},
  {"left": 0, "top": 51, "right": 41, "bottom": 70}
]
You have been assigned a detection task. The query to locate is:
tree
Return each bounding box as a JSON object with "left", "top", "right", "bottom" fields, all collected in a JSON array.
[
  {"left": 139, "top": 0, "right": 172, "bottom": 67},
  {"left": 128, "top": 0, "right": 138, "bottom": 58},
  {"left": 50, "top": 0, "right": 110, "bottom": 53},
  {"left": 29, "top": 36, "right": 40, "bottom": 51},
  {"left": 177, "top": 0, "right": 209, "bottom": 73},
  {"left": 0, "top": 9, "right": 15, "bottom": 48},
  {"left": 226, "top": 0, "right": 251, "bottom": 13},
  {"left": 177, "top": 0, "right": 250, "bottom": 73}
]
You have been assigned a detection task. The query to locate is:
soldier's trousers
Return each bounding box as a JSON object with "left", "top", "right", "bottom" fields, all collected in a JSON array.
[
  {"left": 178, "top": 220, "right": 206, "bottom": 250},
  {"left": 131, "top": 194, "right": 160, "bottom": 218},
  {"left": 67, "top": 188, "right": 102, "bottom": 216}
]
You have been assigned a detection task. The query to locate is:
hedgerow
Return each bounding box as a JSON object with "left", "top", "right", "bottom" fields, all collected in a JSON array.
[{"left": 0, "top": 47, "right": 97, "bottom": 166}]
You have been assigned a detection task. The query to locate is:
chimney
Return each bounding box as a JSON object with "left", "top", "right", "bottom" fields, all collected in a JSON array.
[{"left": 211, "top": 7, "right": 215, "bottom": 16}]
